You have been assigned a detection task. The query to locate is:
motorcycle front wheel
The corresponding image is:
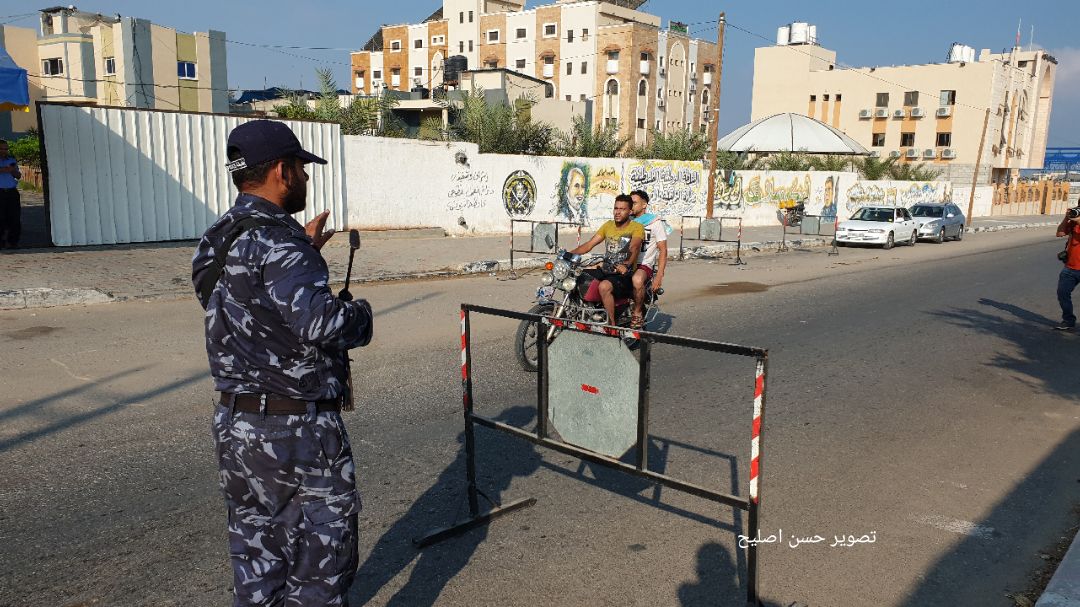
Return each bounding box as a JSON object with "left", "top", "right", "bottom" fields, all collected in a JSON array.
[{"left": 514, "top": 302, "right": 556, "bottom": 373}]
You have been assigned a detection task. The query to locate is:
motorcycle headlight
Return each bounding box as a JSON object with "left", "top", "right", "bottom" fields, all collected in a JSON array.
[
  {"left": 540, "top": 272, "right": 554, "bottom": 286},
  {"left": 552, "top": 261, "right": 570, "bottom": 281},
  {"left": 560, "top": 277, "right": 577, "bottom": 291}
]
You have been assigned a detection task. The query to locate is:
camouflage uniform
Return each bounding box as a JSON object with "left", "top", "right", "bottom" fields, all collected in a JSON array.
[{"left": 194, "top": 192, "right": 373, "bottom": 606}]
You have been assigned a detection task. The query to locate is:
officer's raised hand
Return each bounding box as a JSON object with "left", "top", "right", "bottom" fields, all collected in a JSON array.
[{"left": 306, "top": 210, "right": 335, "bottom": 250}]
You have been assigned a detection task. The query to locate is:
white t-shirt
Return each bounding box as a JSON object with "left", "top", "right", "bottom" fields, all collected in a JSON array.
[{"left": 639, "top": 218, "right": 668, "bottom": 268}]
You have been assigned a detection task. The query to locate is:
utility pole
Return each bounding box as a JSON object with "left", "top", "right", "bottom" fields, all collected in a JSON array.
[
  {"left": 705, "top": 12, "right": 726, "bottom": 219},
  {"left": 967, "top": 108, "right": 991, "bottom": 222}
]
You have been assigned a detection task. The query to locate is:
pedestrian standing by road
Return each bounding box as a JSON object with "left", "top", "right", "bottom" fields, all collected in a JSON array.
[
  {"left": 1055, "top": 208, "right": 1080, "bottom": 331},
  {"left": 192, "top": 120, "right": 373, "bottom": 606},
  {"left": 0, "top": 139, "right": 22, "bottom": 249}
]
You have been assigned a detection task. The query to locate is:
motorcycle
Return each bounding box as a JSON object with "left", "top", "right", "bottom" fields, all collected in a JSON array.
[
  {"left": 514, "top": 250, "right": 662, "bottom": 372},
  {"left": 777, "top": 200, "right": 806, "bottom": 228}
]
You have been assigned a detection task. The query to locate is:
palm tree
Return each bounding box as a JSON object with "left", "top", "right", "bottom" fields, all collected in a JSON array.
[
  {"left": 554, "top": 115, "right": 629, "bottom": 158},
  {"left": 447, "top": 88, "right": 555, "bottom": 155},
  {"left": 762, "top": 150, "right": 811, "bottom": 171},
  {"left": 808, "top": 155, "right": 852, "bottom": 171},
  {"left": 854, "top": 155, "right": 897, "bottom": 180},
  {"left": 889, "top": 162, "right": 943, "bottom": 181},
  {"left": 715, "top": 150, "right": 761, "bottom": 171},
  {"left": 629, "top": 128, "right": 708, "bottom": 161}
]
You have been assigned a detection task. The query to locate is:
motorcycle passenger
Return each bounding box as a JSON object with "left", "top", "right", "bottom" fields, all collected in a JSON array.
[
  {"left": 570, "top": 194, "right": 645, "bottom": 325},
  {"left": 629, "top": 190, "right": 668, "bottom": 330}
]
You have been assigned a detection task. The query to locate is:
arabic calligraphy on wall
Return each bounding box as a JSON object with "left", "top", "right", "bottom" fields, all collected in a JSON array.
[
  {"left": 844, "top": 181, "right": 948, "bottom": 211},
  {"left": 626, "top": 161, "right": 703, "bottom": 217},
  {"left": 447, "top": 169, "right": 494, "bottom": 212}
]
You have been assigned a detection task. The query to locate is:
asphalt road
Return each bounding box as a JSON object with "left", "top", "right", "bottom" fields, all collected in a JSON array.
[{"left": 1, "top": 228, "right": 1078, "bottom": 607}]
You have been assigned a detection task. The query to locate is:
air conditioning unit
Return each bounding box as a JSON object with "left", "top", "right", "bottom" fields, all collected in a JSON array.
[
  {"left": 923, "top": 148, "right": 936, "bottom": 158},
  {"left": 941, "top": 148, "right": 956, "bottom": 159},
  {"left": 905, "top": 148, "right": 919, "bottom": 158},
  {"left": 910, "top": 107, "right": 925, "bottom": 118},
  {"left": 936, "top": 107, "right": 952, "bottom": 117},
  {"left": 893, "top": 109, "right": 906, "bottom": 119},
  {"left": 868, "top": 150, "right": 880, "bottom": 157},
  {"left": 889, "top": 150, "right": 902, "bottom": 158},
  {"left": 875, "top": 108, "right": 889, "bottom": 118},
  {"left": 858, "top": 109, "right": 873, "bottom": 119}
]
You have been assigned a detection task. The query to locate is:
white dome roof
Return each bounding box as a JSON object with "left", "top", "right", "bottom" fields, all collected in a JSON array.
[{"left": 718, "top": 113, "right": 869, "bottom": 155}]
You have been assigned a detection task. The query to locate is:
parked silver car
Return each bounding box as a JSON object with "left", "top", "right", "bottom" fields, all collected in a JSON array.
[{"left": 910, "top": 203, "right": 965, "bottom": 243}]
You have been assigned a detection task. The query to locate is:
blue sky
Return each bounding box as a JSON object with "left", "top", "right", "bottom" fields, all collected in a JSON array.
[{"left": 5, "top": 0, "right": 1079, "bottom": 146}]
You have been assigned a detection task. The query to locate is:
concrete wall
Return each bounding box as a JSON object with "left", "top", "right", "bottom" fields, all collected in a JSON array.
[
  {"left": 342, "top": 135, "right": 990, "bottom": 235},
  {"left": 0, "top": 25, "right": 41, "bottom": 137}
]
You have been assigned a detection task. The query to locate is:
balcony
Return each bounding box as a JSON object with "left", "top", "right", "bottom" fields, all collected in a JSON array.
[
  {"left": 542, "top": 64, "right": 554, "bottom": 78},
  {"left": 606, "top": 59, "right": 619, "bottom": 75},
  {"left": 355, "top": 78, "right": 365, "bottom": 91},
  {"left": 703, "top": 72, "right": 712, "bottom": 85},
  {"left": 391, "top": 75, "right": 401, "bottom": 88},
  {"left": 639, "top": 60, "right": 650, "bottom": 75}
]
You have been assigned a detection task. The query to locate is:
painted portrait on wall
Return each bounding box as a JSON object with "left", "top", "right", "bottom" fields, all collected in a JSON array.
[
  {"left": 554, "top": 161, "right": 591, "bottom": 223},
  {"left": 821, "top": 176, "right": 838, "bottom": 218}
]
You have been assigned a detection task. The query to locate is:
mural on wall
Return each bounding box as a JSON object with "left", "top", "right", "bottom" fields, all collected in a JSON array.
[
  {"left": 714, "top": 173, "right": 745, "bottom": 211},
  {"left": 447, "top": 169, "right": 494, "bottom": 212},
  {"left": 845, "top": 181, "right": 947, "bottom": 211},
  {"left": 502, "top": 170, "right": 537, "bottom": 217},
  {"left": 818, "top": 176, "right": 839, "bottom": 217},
  {"left": 593, "top": 166, "right": 622, "bottom": 197},
  {"left": 743, "top": 174, "right": 812, "bottom": 206},
  {"left": 554, "top": 161, "right": 592, "bottom": 224},
  {"left": 626, "top": 161, "right": 703, "bottom": 218}
]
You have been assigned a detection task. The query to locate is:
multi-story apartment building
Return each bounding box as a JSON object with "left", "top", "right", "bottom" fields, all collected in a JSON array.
[
  {"left": 350, "top": 0, "right": 718, "bottom": 145},
  {"left": 34, "top": 6, "right": 228, "bottom": 114},
  {"left": 0, "top": 24, "right": 42, "bottom": 138},
  {"left": 751, "top": 23, "right": 1057, "bottom": 184}
]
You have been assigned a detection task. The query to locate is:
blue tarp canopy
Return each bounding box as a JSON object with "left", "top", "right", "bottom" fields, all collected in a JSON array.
[{"left": 0, "top": 46, "right": 30, "bottom": 111}]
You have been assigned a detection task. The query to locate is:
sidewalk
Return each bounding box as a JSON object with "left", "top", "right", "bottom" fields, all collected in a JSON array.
[{"left": 0, "top": 210, "right": 1061, "bottom": 310}]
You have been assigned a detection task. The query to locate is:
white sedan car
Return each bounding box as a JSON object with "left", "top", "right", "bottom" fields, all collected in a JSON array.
[{"left": 836, "top": 206, "right": 918, "bottom": 249}]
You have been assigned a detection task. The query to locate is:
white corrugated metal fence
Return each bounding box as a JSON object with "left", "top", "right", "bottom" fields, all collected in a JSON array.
[{"left": 40, "top": 103, "right": 347, "bottom": 246}]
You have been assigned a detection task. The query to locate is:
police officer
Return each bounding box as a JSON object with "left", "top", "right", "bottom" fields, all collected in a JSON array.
[{"left": 192, "top": 120, "right": 373, "bottom": 606}]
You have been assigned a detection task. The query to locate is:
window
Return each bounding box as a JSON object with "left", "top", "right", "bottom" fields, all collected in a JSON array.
[
  {"left": 485, "top": 60, "right": 498, "bottom": 68},
  {"left": 415, "top": 39, "right": 423, "bottom": 49},
  {"left": 638, "top": 118, "right": 646, "bottom": 129},
  {"left": 581, "top": 62, "right": 587, "bottom": 74},
  {"left": 459, "top": 41, "right": 464, "bottom": 53},
  {"left": 468, "top": 40, "right": 473, "bottom": 52},
  {"left": 875, "top": 92, "right": 889, "bottom": 107},
  {"left": 459, "top": 12, "right": 464, "bottom": 24},
  {"left": 431, "top": 35, "right": 445, "bottom": 46},
  {"left": 638, "top": 80, "right": 646, "bottom": 96},
  {"left": 656, "top": 120, "right": 661, "bottom": 129},
  {"left": 900, "top": 132, "right": 915, "bottom": 147},
  {"left": 936, "top": 132, "right": 952, "bottom": 147},
  {"left": 580, "top": 94, "right": 587, "bottom": 101},
  {"left": 517, "top": 28, "right": 527, "bottom": 39},
  {"left": 42, "top": 58, "right": 63, "bottom": 76},
  {"left": 566, "top": 62, "right": 573, "bottom": 75},
  {"left": 177, "top": 61, "right": 196, "bottom": 79},
  {"left": 823, "top": 94, "right": 830, "bottom": 101},
  {"left": 903, "top": 91, "right": 919, "bottom": 106},
  {"left": 488, "top": 30, "right": 500, "bottom": 42},
  {"left": 810, "top": 95, "right": 816, "bottom": 102},
  {"left": 607, "top": 50, "right": 619, "bottom": 61},
  {"left": 390, "top": 40, "right": 402, "bottom": 52},
  {"left": 606, "top": 79, "right": 619, "bottom": 95},
  {"left": 582, "top": 29, "right": 589, "bottom": 40},
  {"left": 468, "top": 11, "right": 473, "bottom": 22},
  {"left": 567, "top": 30, "right": 574, "bottom": 43},
  {"left": 544, "top": 23, "right": 557, "bottom": 37},
  {"left": 516, "top": 59, "right": 526, "bottom": 70},
  {"left": 373, "top": 70, "right": 382, "bottom": 79},
  {"left": 103, "top": 57, "right": 116, "bottom": 76},
  {"left": 939, "top": 90, "right": 956, "bottom": 106},
  {"left": 544, "top": 56, "right": 554, "bottom": 65},
  {"left": 871, "top": 133, "right": 886, "bottom": 147},
  {"left": 641, "top": 52, "right": 649, "bottom": 61},
  {"left": 414, "top": 67, "right": 423, "bottom": 77}
]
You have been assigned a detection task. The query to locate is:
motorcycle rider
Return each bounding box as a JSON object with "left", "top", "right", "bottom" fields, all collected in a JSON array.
[
  {"left": 629, "top": 190, "right": 668, "bottom": 330},
  {"left": 570, "top": 194, "right": 645, "bottom": 325}
]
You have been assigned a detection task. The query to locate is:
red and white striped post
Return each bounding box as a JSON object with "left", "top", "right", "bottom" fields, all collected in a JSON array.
[
  {"left": 750, "top": 358, "right": 764, "bottom": 504},
  {"left": 460, "top": 307, "right": 480, "bottom": 515}
]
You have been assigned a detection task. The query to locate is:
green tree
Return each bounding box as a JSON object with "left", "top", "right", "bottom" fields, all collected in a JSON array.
[
  {"left": 554, "top": 115, "right": 628, "bottom": 158},
  {"left": 808, "top": 155, "right": 851, "bottom": 171},
  {"left": 854, "top": 155, "right": 897, "bottom": 180},
  {"left": 273, "top": 87, "right": 316, "bottom": 121},
  {"left": 313, "top": 67, "right": 342, "bottom": 123},
  {"left": 762, "top": 150, "right": 811, "bottom": 171},
  {"left": 889, "top": 161, "right": 943, "bottom": 181},
  {"left": 448, "top": 89, "right": 555, "bottom": 154},
  {"left": 9, "top": 132, "right": 40, "bottom": 168},
  {"left": 715, "top": 150, "right": 761, "bottom": 171},
  {"left": 629, "top": 128, "right": 708, "bottom": 161}
]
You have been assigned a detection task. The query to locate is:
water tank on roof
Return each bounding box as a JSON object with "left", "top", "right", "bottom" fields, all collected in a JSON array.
[
  {"left": 808, "top": 24, "right": 817, "bottom": 44},
  {"left": 777, "top": 25, "right": 791, "bottom": 45},
  {"left": 789, "top": 22, "right": 809, "bottom": 45},
  {"left": 444, "top": 55, "right": 468, "bottom": 85},
  {"left": 948, "top": 43, "right": 976, "bottom": 64}
]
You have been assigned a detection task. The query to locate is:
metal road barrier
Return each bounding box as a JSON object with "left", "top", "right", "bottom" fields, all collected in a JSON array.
[
  {"left": 678, "top": 215, "right": 745, "bottom": 265},
  {"left": 417, "top": 304, "right": 772, "bottom": 605},
  {"left": 508, "top": 219, "right": 583, "bottom": 278},
  {"left": 779, "top": 212, "right": 840, "bottom": 256}
]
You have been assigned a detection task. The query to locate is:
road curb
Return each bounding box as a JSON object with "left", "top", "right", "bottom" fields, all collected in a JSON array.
[
  {"left": 1037, "top": 531, "right": 1080, "bottom": 606},
  {"left": 0, "top": 287, "right": 113, "bottom": 310}
]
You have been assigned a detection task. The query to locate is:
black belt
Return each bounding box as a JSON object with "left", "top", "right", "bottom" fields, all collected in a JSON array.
[{"left": 219, "top": 392, "right": 342, "bottom": 415}]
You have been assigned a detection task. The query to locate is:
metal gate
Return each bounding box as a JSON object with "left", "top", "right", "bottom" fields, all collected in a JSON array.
[{"left": 37, "top": 102, "right": 347, "bottom": 246}]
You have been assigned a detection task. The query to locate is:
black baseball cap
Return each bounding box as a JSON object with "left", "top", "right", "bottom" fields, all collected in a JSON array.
[{"left": 225, "top": 119, "right": 327, "bottom": 173}]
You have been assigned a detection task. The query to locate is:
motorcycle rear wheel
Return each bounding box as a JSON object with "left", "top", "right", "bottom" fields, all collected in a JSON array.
[{"left": 515, "top": 302, "right": 556, "bottom": 373}]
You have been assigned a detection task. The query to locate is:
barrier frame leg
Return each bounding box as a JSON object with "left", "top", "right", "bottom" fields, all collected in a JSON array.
[{"left": 731, "top": 219, "right": 747, "bottom": 266}]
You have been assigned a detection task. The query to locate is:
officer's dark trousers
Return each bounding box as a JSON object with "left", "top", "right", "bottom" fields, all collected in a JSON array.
[
  {"left": 213, "top": 403, "right": 360, "bottom": 607},
  {"left": 0, "top": 187, "right": 20, "bottom": 248}
]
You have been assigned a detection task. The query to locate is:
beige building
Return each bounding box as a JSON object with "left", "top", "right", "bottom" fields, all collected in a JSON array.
[
  {"left": 350, "top": 0, "right": 718, "bottom": 146},
  {"left": 0, "top": 24, "right": 42, "bottom": 138},
  {"left": 31, "top": 7, "right": 228, "bottom": 115},
  {"left": 751, "top": 24, "right": 1057, "bottom": 184}
]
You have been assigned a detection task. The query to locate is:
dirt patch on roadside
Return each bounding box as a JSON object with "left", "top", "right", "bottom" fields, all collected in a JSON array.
[
  {"left": 700, "top": 282, "right": 770, "bottom": 296},
  {"left": 1007, "top": 503, "right": 1080, "bottom": 606}
]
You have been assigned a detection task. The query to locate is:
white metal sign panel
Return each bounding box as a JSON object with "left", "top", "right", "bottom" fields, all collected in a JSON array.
[{"left": 40, "top": 104, "right": 347, "bottom": 246}]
